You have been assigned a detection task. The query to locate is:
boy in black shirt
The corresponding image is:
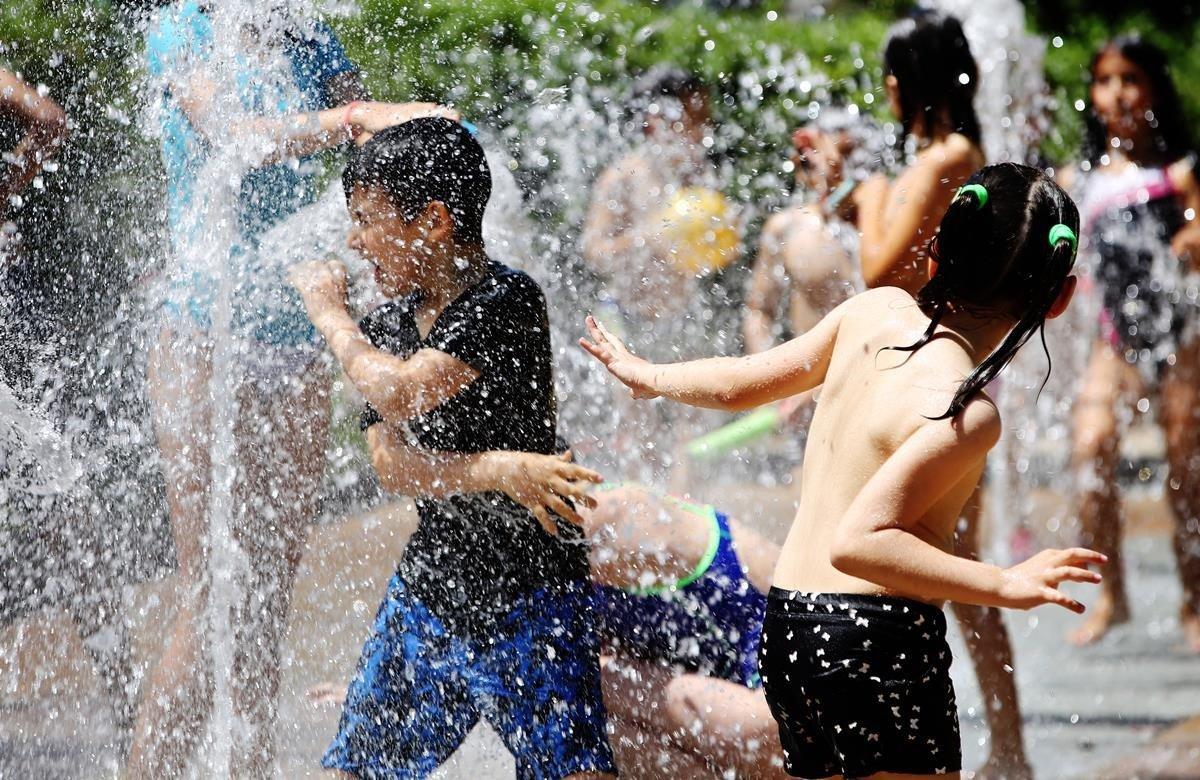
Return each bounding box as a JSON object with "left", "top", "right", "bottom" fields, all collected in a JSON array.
[{"left": 292, "top": 118, "right": 617, "bottom": 779}]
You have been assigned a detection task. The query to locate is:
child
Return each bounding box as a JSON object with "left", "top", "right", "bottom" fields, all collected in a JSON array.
[
  {"left": 583, "top": 163, "right": 1105, "bottom": 778},
  {"left": 795, "top": 17, "right": 1037, "bottom": 774},
  {"left": 1062, "top": 36, "right": 1200, "bottom": 649},
  {"left": 580, "top": 66, "right": 730, "bottom": 483},
  {"left": 134, "top": 2, "right": 449, "bottom": 774},
  {"left": 794, "top": 11, "right": 985, "bottom": 296},
  {"left": 309, "top": 429, "right": 787, "bottom": 778},
  {"left": 291, "top": 118, "right": 617, "bottom": 779}
]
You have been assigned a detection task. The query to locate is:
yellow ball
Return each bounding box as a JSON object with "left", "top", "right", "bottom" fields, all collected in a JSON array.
[{"left": 658, "top": 187, "right": 740, "bottom": 274}]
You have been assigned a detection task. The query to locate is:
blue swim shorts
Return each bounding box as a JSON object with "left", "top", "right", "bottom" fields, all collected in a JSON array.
[{"left": 322, "top": 573, "right": 617, "bottom": 779}]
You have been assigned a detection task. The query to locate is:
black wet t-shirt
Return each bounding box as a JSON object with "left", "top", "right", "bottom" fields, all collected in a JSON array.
[{"left": 358, "top": 261, "right": 588, "bottom": 634}]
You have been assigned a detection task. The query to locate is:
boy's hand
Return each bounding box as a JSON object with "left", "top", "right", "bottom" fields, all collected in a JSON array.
[
  {"left": 290, "top": 259, "right": 348, "bottom": 314},
  {"left": 579, "top": 315, "right": 660, "bottom": 400},
  {"left": 490, "top": 451, "right": 602, "bottom": 536},
  {"left": 348, "top": 101, "right": 461, "bottom": 146},
  {"left": 997, "top": 548, "right": 1106, "bottom": 613}
]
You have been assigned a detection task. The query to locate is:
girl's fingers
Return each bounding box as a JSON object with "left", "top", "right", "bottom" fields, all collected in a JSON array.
[
  {"left": 585, "top": 315, "right": 606, "bottom": 343},
  {"left": 1062, "top": 548, "right": 1107, "bottom": 567},
  {"left": 578, "top": 337, "right": 607, "bottom": 362},
  {"left": 1051, "top": 566, "right": 1103, "bottom": 585},
  {"left": 1043, "top": 587, "right": 1085, "bottom": 614}
]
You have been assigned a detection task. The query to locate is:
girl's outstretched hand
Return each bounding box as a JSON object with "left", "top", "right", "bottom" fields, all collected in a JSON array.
[
  {"left": 491, "top": 451, "right": 602, "bottom": 536},
  {"left": 997, "top": 548, "right": 1106, "bottom": 613},
  {"left": 579, "top": 315, "right": 660, "bottom": 400}
]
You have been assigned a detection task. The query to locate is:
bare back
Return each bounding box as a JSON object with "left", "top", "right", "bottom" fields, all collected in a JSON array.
[{"left": 774, "top": 288, "right": 991, "bottom": 600}]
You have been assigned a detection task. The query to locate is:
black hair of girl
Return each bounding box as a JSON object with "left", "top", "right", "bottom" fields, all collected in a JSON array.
[
  {"left": 883, "top": 11, "right": 982, "bottom": 150},
  {"left": 1083, "top": 35, "right": 1194, "bottom": 166},
  {"left": 886, "top": 163, "right": 1080, "bottom": 420},
  {"left": 342, "top": 118, "right": 492, "bottom": 246}
]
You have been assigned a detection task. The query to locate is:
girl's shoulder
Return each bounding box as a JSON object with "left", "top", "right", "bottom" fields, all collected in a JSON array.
[{"left": 913, "top": 133, "right": 982, "bottom": 182}]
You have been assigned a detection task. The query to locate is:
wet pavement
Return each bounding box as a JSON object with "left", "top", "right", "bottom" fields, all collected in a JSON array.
[{"left": 2, "top": 492, "right": 1199, "bottom": 778}]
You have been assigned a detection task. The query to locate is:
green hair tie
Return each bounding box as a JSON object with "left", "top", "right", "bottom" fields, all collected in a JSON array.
[
  {"left": 1048, "top": 223, "right": 1078, "bottom": 253},
  {"left": 956, "top": 183, "right": 988, "bottom": 208}
]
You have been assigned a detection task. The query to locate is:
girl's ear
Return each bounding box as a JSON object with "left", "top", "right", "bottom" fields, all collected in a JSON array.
[
  {"left": 927, "top": 257, "right": 939, "bottom": 280},
  {"left": 1047, "top": 275, "right": 1078, "bottom": 320}
]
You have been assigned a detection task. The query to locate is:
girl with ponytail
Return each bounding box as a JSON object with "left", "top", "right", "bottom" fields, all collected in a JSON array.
[
  {"left": 583, "top": 163, "right": 1103, "bottom": 777},
  {"left": 791, "top": 10, "right": 985, "bottom": 296}
]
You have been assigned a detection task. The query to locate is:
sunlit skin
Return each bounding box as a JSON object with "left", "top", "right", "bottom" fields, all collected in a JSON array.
[
  {"left": 582, "top": 266, "right": 1101, "bottom": 780},
  {"left": 1064, "top": 48, "right": 1200, "bottom": 651}
]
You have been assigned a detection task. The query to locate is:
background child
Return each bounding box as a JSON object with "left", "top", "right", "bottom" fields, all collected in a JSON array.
[
  {"left": 1063, "top": 36, "right": 1200, "bottom": 649},
  {"left": 292, "top": 118, "right": 617, "bottom": 780},
  {"left": 583, "top": 163, "right": 1104, "bottom": 778}
]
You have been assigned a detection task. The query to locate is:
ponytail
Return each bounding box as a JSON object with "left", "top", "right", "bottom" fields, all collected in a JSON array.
[{"left": 884, "top": 165, "right": 1081, "bottom": 420}]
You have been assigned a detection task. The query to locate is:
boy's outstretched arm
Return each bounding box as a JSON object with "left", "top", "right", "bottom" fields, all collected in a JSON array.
[
  {"left": 829, "top": 397, "right": 1106, "bottom": 612},
  {"left": 580, "top": 294, "right": 857, "bottom": 412},
  {"left": 291, "top": 260, "right": 478, "bottom": 422},
  {"left": 367, "top": 425, "right": 601, "bottom": 535}
]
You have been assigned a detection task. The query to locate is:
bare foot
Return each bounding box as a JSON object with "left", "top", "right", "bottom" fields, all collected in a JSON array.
[
  {"left": 306, "top": 681, "right": 347, "bottom": 707},
  {"left": 1182, "top": 610, "right": 1200, "bottom": 653},
  {"left": 1068, "top": 591, "right": 1130, "bottom": 646},
  {"left": 967, "top": 754, "right": 1034, "bottom": 780}
]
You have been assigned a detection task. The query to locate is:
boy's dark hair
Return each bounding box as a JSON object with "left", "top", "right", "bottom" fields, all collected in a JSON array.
[
  {"left": 342, "top": 118, "right": 491, "bottom": 246},
  {"left": 1083, "top": 35, "right": 1194, "bottom": 166},
  {"left": 883, "top": 11, "right": 982, "bottom": 150},
  {"left": 627, "top": 65, "right": 708, "bottom": 124},
  {"left": 888, "top": 163, "right": 1080, "bottom": 419},
  {"left": 631, "top": 66, "right": 705, "bottom": 104}
]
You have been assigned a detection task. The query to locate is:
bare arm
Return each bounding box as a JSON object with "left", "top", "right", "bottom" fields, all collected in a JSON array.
[
  {"left": 172, "top": 72, "right": 451, "bottom": 166},
  {"left": 367, "top": 425, "right": 601, "bottom": 532},
  {"left": 857, "top": 143, "right": 977, "bottom": 293},
  {"left": 0, "top": 70, "right": 67, "bottom": 209},
  {"left": 830, "top": 399, "right": 1105, "bottom": 611},
  {"left": 580, "top": 160, "right": 650, "bottom": 277},
  {"left": 1168, "top": 158, "right": 1200, "bottom": 266},
  {"left": 291, "top": 260, "right": 479, "bottom": 422},
  {"left": 743, "top": 212, "right": 790, "bottom": 354},
  {"left": 581, "top": 293, "right": 859, "bottom": 412}
]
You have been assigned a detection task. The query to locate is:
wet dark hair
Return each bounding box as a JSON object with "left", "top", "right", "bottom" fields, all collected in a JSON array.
[
  {"left": 1083, "top": 35, "right": 1194, "bottom": 166},
  {"left": 883, "top": 11, "right": 982, "bottom": 149},
  {"left": 888, "top": 163, "right": 1080, "bottom": 419},
  {"left": 342, "top": 118, "right": 491, "bottom": 246}
]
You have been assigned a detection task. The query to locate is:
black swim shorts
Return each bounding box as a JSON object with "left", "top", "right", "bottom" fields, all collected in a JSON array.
[{"left": 759, "top": 589, "right": 961, "bottom": 778}]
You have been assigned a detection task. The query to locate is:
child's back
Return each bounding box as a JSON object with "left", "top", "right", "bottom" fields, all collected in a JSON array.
[{"left": 779, "top": 287, "right": 991, "bottom": 599}]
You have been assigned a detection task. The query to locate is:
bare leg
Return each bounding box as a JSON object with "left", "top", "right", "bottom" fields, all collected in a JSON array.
[
  {"left": 1160, "top": 341, "right": 1200, "bottom": 652},
  {"left": 606, "top": 715, "right": 718, "bottom": 779},
  {"left": 229, "top": 361, "right": 330, "bottom": 779},
  {"left": 601, "top": 656, "right": 788, "bottom": 778},
  {"left": 1069, "top": 344, "right": 1134, "bottom": 645},
  {"left": 69, "top": 583, "right": 136, "bottom": 760},
  {"left": 126, "top": 330, "right": 216, "bottom": 778},
  {"left": 951, "top": 491, "right": 1031, "bottom": 780}
]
